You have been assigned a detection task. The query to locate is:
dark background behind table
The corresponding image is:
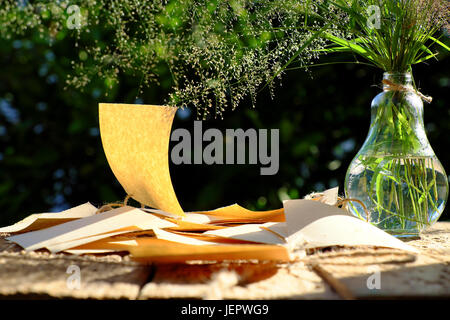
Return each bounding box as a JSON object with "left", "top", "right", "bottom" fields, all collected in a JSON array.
[{"left": 0, "top": 30, "right": 449, "bottom": 226}]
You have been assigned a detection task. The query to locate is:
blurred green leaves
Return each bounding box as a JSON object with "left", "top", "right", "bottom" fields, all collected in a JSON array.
[{"left": 0, "top": 0, "right": 448, "bottom": 226}]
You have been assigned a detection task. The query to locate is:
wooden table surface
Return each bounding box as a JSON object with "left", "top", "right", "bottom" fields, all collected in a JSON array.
[{"left": 0, "top": 222, "right": 449, "bottom": 300}]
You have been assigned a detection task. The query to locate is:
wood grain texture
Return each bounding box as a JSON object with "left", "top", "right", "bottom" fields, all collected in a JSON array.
[
  {"left": 0, "top": 235, "right": 151, "bottom": 299},
  {"left": 309, "top": 222, "right": 450, "bottom": 299},
  {"left": 139, "top": 260, "right": 339, "bottom": 299}
]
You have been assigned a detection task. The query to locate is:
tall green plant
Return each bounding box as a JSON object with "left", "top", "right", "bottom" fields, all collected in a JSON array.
[
  {"left": 314, "top": 0, "right": 449, "bottom": 72},
  {"left": 312, "top": 0, "right": 450, "bottom": 233}
]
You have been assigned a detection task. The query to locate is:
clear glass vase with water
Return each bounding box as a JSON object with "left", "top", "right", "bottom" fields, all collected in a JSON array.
[{"left": 345, "top": 72, "right": 448, "bottom": 237}]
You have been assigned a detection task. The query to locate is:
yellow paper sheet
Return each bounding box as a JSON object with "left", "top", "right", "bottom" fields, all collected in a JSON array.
[
  {"left": 99, "top": 103, "right": 183, "bottom": 215},
  {"left": 165, "top": 219, "right": 225, "bottom": 232},
  {"left": 67, "top": 237, "right": 289, "bottom": 262},
  {"left": 193, "top": 204, "right": 285, "bottom": 222},
  {"left": 129, "top": 238, "right": 290, "bottom": 263}
]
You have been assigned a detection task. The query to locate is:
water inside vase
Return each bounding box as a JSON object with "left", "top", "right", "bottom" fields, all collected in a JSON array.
[{"left": 345, "top": 154, "right": 448, "bottom": 237}]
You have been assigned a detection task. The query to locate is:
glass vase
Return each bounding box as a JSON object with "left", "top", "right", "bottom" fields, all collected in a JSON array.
[{"left": 345, "top": 72, "right": 449, "bottom": 238}]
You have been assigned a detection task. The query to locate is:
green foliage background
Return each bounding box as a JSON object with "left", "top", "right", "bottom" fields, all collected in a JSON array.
[{"left": 0, "top": 12, "right": 449, "bottom": 226}]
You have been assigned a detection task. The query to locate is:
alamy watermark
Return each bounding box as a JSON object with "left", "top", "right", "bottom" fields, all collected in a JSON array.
[
  {"left": 366, "top": 266, "right": 381, "bottom": 290},
  {"left": 367, "top": 5, "right": 381, "bottom": 29},
  {"left": 27, "top": 2, "right": 83, "bottom": 30},
  {"left": 170, "top": 121, "right": 279, "bottom": 176},
  {"left": 66, "top": 5, "right": 82, "bottom": 30},
  {"left": 66, "top": 264, "right": 81, "bottom": 290}
]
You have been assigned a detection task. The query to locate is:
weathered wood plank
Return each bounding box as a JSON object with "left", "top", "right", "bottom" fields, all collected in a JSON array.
[
  {"left": 1, "top": 222, "right": 449, "bottom": 299},
  {"left": 0, "top": 234, "right": 21, "bottom": 253},
  {"left": 311, "top": 222, "right": 450, "bottom": 299},
  {"left": 409, "top": 222, "right": 450, "bottom": 262},
  {"left": 314, "top": 255, "right": 450, "bottom": 298},
  {"left": 139, "top": 260, "right": 339, "bottom": 299},
  {"left": 0, "top": 236, "right": 152, "bottom": 299},
  {"left": 139, "top": 223, "right": 450, "bottom": 299}
]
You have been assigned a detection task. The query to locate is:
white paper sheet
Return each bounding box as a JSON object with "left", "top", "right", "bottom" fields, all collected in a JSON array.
[
  {"left": 153, "top": 228, "right": 220, "bottom": 246},
  {"left": 7, "top": 206, "right": 176, "bottom": 251},
  {"left": 298, "top": 215, "right": 418, "bottom": 253},
  {"left": 46, "top": 229, "right": 134, "bottom": 253},
  {"left": 205, "top": 223, "right": 286, "bottom": 245},
  {"left": 321, "top": 187, "right": 339, "bottom": 205},
  {"left": 64, "top": 249, "right": 119, "bottom": 254},
  {"left": 203, "top": 198, "right": 418, "bottom": 254},
  {"left": 0, "top": 202, "right": 98, "bottom": 233},
  {"left": 282, "top": 199, "right": 418, "bottom": 253},
  {"left": 283, "top": 199, "right": 351, "bottom": 237}
]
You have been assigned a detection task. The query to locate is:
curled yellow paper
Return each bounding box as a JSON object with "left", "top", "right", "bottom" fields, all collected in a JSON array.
[{"left": 99, "top": 103, "right": 184, "bottom": 215}]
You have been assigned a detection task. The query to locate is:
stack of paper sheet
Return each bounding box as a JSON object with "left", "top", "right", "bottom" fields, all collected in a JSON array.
[
  {"left": 1, "top": 188, "right": 417, "bottom": 262},
  {"left": 0, "top": 104, "right": 418, "bottom": 262}
]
